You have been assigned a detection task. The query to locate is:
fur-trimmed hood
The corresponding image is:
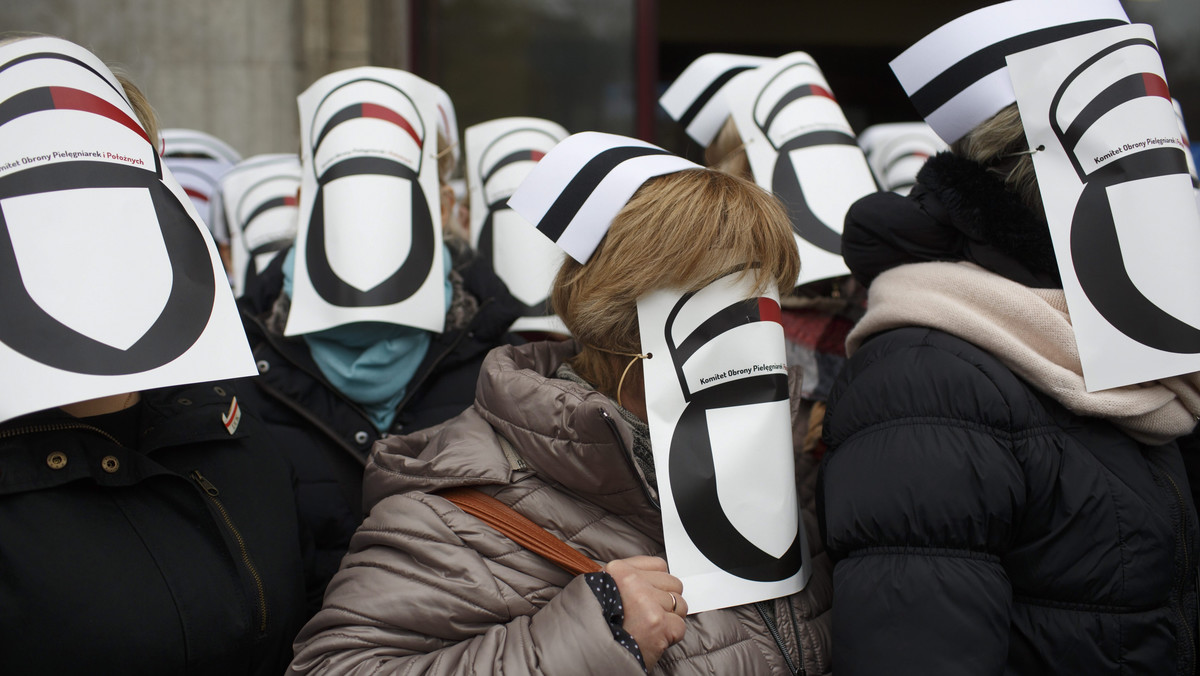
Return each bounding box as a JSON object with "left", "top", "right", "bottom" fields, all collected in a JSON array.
[{"left": 841, "top": 152, "right": 1061, "bottom": 288}]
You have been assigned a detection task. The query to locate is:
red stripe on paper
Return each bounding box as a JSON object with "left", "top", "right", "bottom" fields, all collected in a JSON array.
[
  {"left": 361, "top": 103, "right": 422, "bottom": 148},
  {"left": 1142, "top": 73, "right": 1170, "bottom": 101},
  {"left": 184, "top": 187, "right": 209, "bottom": 202},
  {"left": 758, "top": 297, "right": 782, "bottom": 324},
  {"left": 809, "top": 85, "right": 836, "bottom": 102},
  {"left": 49, "top": 86, "right": 149, "bottom": 143}
]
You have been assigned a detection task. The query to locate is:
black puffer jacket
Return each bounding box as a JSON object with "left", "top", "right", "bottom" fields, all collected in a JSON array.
[
  {"left": 819, "top": 153, "right": 1200, "bottom": 675},
  {"left": 0, "top": 381, "right": 311, "bottom": 675},
  {"left": 238, "top": 243, "right": 523, "bottom": 586}
]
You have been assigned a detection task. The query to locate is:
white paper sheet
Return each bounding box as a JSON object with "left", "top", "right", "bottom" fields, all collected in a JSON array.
[
  {"left": 891, "top": 0, "right": 1129, "bottom": 145},
  {"left": 638, "top": 270, "right": 809, "bottom": 614},
  {"left": 286, "top": 67, "right": 447, "bottom": 336},
  {"left": 0, "top": 38, "right": 256, "bottom": 423},
  {"left": 857, "top": 122, "right": 947, "bottom": 195},
  {"left": 507, "top": 132, "right": 699, "bottom": 265},
  {"left": 727, "top": 53, "right": 872, "bottom": 286},
  {"left": 1008, "top": 23, "right": 1200, "bottom": 390},
  {"left": 659, "top": 53, "right": 773, "bottom": 147},
  {"left": 465, "top": 117, "right": 569, "bottom": 334},
  {"left": 220, "top": 154, "right": 301, "bottom": 296},
  {"left": 164, "top": 156, "right": 235, "bottom": 242}
]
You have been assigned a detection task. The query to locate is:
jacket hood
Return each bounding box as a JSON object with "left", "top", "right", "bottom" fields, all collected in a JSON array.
[
  {"left": 364, "top": 340, "right": 660, "bottom": 531},
  {"left": 842, "top": 152, "right": 1061, "bottom": 289}
]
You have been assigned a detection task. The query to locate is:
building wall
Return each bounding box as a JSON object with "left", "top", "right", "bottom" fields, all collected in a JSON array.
[{"left": 1, "top": 0, "right": 411, "bottom": 157}]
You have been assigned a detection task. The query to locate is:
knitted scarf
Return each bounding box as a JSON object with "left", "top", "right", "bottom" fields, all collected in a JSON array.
[{"left": 848, "top": 261, "right": 1200, "bottom": 445}]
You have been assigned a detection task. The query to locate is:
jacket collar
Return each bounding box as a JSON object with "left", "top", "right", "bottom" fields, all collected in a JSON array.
[{"left": 368, "top": 340, "right": 663, "bottom": 538}]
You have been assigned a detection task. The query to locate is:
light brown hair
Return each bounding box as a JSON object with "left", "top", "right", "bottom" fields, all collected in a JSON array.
[
  {"left": 551, "top": 168, "right": 798, "bottom": 396},
  {"left": 705, "top": 116, "right": 753, "bottom": 181},
  {"left": 951, "top": 103, "right": 1044, "bottom": 220}
]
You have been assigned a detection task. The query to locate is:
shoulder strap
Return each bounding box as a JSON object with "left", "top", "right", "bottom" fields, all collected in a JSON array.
[{"left": 437, "top": 487, "right": 602, "bottom": 576}]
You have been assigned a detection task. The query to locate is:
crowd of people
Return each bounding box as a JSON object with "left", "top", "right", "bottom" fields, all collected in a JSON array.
[{"left": 3, "top": 0, "right": 1200, "bottom": 674}]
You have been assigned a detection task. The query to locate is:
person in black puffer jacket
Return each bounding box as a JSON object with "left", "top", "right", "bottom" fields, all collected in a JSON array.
[
  {"left": 818, "top": 101, "right": 1200, "bottom": 674},
  {"left": 238, "top": 233, "right": 523, "bottom": 588}
]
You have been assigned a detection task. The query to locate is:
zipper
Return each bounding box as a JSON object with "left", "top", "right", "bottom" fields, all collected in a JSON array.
[
  {"left": 191, "top": 470, "right": 268, "bottom": 634},
  {"left": 755, "top": 601, "right": 801, "bottom": 676},
  {"left": 0, "top": 422, "right": 124, "bottom": 448},
  {"left": 600, "top": 409, "right": 659, "bottom": 509},
  {"left": 1164, "top": 470, "right": 1197, "bottom": 671}
]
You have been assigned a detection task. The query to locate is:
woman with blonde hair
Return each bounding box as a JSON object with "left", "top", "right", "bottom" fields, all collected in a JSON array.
[{"left": 289, "top": 137, "right": 833, "bottom": 674}]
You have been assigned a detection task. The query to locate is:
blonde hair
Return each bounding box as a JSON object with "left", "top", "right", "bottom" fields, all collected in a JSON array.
[
  {"left": 951, "top": 103, "right": 1044, "bottom": 219},
  {"left": 112, "top": 70, "right": 159, "bottom": 145},
  {"left": 551, "top": 168, "right": 798, "bottom": 396},
  {"left": 705, "top": 116, "right": 752, "bottom": 180}
]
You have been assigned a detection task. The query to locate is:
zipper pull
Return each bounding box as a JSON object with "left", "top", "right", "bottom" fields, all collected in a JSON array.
[{"left": 192, "top": 470, "right": 219, "bottom": 496}]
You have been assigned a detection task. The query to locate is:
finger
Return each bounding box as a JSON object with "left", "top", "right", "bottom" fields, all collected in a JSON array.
[
  {"left": 639, "top": 571, "right": 684, "bottom": 594},
  {"left": 673, "top": 593, "right": 689, "bottom": 617},
  {"left": 664, "top": 612, "right": 688, "bottom": 645}
]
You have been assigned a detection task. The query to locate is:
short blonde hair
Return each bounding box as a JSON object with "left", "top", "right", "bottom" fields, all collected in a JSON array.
[
  {"left": 705, "top": 116, "right": 752, "bottom": 181},
  {"left": 951, "top": 103, "right": 1043, "bottom": 219},
  {"left": 552, "top": 168, "right": 798, "bottom": 395}
]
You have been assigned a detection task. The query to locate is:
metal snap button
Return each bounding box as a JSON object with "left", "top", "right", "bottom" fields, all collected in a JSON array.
[
  {"left": 354, "top": 431, "right": 370, "bottom": 445},
  {"left": 213, "top": 386, "right": 227, "bottom": 396},
  {"left": 101, "top": 456, "right": 120, "bottom": 473},
  {"left": 256, "top": 360, "right": 270, "bottom": 373},
  {"left": 46, "top": 452, "right": 67, "bottom": 470}
]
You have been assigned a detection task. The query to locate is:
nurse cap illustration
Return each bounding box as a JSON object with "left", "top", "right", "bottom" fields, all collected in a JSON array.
[
  {"left": 659, "top": 53, "right": 773, "bottom": 147},
  {"left": 299, "top": 68, "right": 437, "bottom": 311},
  {"left": 466, "top": 117, "right": 568, "bottom": 333},
  {"left": 1045, "top": 29, "right": 1200, "bottom": 354},
  {"left": 0, "top": 37, "right": 227, "bottom": 378},
  {"left": 739, "top": 52, "right": 876, "bottom": 257},
  {"left": 220, "top": 153, "right": 300, "bottom": 296},
  {"left": 890, "top": 0, "right": 1129, "bottom": 145},
  {"left": 161, "top": 128, "right": 242, "bottom": 242},
  {"left": 856, "top": 122, "right": 946, "bottom": 195},
  {"left": 661, "top": 274, "right": 804, "bottom": 582},
  {"left": 507, "top": 131, "right": 699, "bottom": 264}
]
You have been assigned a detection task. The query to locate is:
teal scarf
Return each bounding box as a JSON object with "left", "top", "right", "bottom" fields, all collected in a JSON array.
[{"left": 282, "top": 247, "right": 453, "bottom": 432}]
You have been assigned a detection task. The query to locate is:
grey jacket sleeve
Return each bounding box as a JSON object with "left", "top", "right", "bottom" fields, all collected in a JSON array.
[{"left": 288, "top": 492, "right": 645, "bottom": 675}]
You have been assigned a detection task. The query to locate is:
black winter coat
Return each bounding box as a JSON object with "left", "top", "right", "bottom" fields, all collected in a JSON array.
[
  {"left": 820, "top": 325, "right": 1200, "bottom": 675},
  {"left": 0, "top": 381, "right": 310, "bottom": 675},
  {"left": 237, "top": 245, "right": 523, "bottom": 585}
]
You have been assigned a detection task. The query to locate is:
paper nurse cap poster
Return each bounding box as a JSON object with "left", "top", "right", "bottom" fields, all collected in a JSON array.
[
  {"left": 857, "top": 122, "right": 946, "bottom": 195},
  {"left": 891, "top": 0, "right": 1129, "bottom": 145},
  {"left": 465, "top": 117, "right": 569, "bottom": 335},
  {"left": 286, "top": 67, "right": 446, "bottom": 336},
  {"left": 0, "top": 37, "right": 256, "bottom": 423},
  {"left": 638, "top": 268, "right": 809, "bottom": 614},
  {"left": 220, "top": 153, "right": 301, "bottom": 297},
  {"left": 727, "top": 52, "right": 875, "bottom": 286},
  {"left": 659, "top": 53, "right": 773, "bottom": 147},
  {"left": 508, "top": 131, "right": 699, "bottom": 265},
  {"left": 1008, "top": 23, "right": 1200, "bottom": 390},
  {"left": 162, "top": 128, "right": 242, "bottom": 244}
]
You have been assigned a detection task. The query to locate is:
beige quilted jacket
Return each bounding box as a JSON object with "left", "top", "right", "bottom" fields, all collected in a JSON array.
[{"left": 290, "top": 340, "right": 833, "bottom": 675}]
